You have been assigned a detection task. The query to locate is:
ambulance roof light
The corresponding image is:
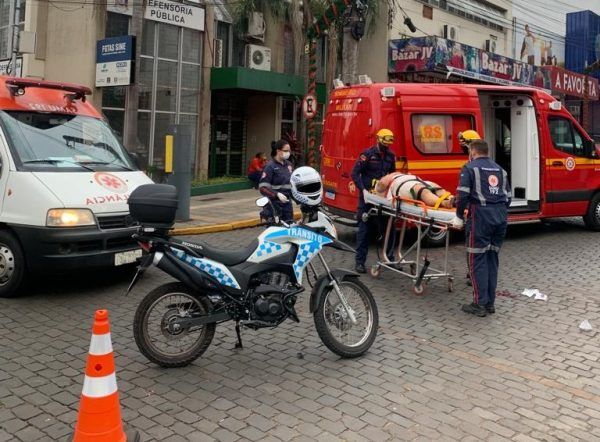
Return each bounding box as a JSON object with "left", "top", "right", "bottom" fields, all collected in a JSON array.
[
  {"left": 333, "top": 78, "right": 344, "bottom": 89},
  {"left": 5, "top": 77, "right": 91, "bottom": 101},
  {"left": 549, "top": 101, "right": 562, "bottom": 111},
  {"left": 381, "top": 87, "right": 395, "bottom": 98}
]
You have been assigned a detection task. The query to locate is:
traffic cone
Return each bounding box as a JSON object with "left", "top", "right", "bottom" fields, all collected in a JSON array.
[{"left": 73, "top": 309, "right": 130, "bottom": 442}]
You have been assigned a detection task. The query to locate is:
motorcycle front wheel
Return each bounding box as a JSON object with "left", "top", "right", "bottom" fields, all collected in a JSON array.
[
  {"left": 314, "top": 276, "right": 378, "bottom": 358},
  {"left": 133, "top": 282, "right": 216, "bottom": 367}
]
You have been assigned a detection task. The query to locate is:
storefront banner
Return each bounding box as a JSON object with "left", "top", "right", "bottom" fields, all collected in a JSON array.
[
  {"left": 107, "top": 0, "right": 133, "bottom": 16},
  {"left": 542, "top": 66, "right": 599, "bottom": 100},
  {"left": 514, "top": 16, "right": 565, "bottom": 68},
  {"left": 0, "top": 58, "right": 22, "bottom": 77},
  {"left": 389, "top": 37, "right": 553, "bottom": 91},
  {"left": 95, "top": 36, "right": 134, "bottom": 87},
  {"left": 144, "top": 0, "right": 205, "bottom": 31}
]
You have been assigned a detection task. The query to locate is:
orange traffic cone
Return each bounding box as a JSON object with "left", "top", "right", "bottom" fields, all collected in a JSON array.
[{"left": 73, "top": 310, "right": 128, "bottom": 442}]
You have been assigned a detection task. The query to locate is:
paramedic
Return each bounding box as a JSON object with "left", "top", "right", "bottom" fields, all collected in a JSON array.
[
  {"left": 456, "top": 139, "right": 511, "bottom": 317},
  {"left": 458, "top": 129, "right": 481, "bottom": 155},
  {"left": 458, "top": 129, "right": 482, "bottom": 286},
  {"left": 351, "top": 128, "right": 396, "bottom": 273},
  {"left": 259, "top": 140, "right": 294, "bottom": 223}
]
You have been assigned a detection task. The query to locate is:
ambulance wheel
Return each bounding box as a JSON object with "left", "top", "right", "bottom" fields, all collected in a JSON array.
[
  {"left": 413, "top": 284, "right": 425, "bottom": 295},
  {"left": 370, "top": 265, "right": 380, "bottom": 278},
  {"left": 0, "top": 230, "right": 25, "bottom": 298},
  {"left": 583, "top": 193, "right": 600, "bottom": 231}
]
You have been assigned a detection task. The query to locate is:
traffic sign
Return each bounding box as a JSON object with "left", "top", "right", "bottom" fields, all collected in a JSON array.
[{"left": 302, "top": 94, "right": 317, "bottom": 119}]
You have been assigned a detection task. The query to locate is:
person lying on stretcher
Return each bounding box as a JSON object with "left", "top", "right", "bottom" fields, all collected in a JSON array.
[{"left": 373, "top": 173, "right": 455, "bottom": 209}]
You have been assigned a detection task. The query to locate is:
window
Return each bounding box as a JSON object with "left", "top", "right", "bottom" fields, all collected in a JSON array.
[
  {"left": 412, "top": 114, "right": 474, "bottom": 154},
  {"left": 0, "top": 0, "right": 25, "bottom": 62},
  {"left": 102, "top": 13, "right": 130, "bottom": 142},
  {"left": 417, "top": 0, "right": 505, "bottom": 32},
  {"left": 548, "top": 117, "right": 585, "bottom": 157},
  {"left": 139, "top": 21, "right": 202, "bottom": 170},
  {"left": 216, "top": 21, "right": 231, "bottom": 67}
]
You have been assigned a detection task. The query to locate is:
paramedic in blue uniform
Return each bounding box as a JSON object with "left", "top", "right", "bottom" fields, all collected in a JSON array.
[
  {"left": 456, "top": 139, "right": 511, "bottom": 317},
  {"left": 258, "top": 139, "right": 294, "bottom": 223},
  {"left": 351, "top": 128, "right": 396, "bottom": 274}
]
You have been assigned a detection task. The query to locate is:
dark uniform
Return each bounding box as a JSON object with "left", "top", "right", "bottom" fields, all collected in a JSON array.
[
  {"left": 456, "top": 157, "right": 511, "bottom": 310},
  {"left": 351, "top": 145, "right": 396, "bottom": 266},
  {"left": 258, "top": 158, "right": 294, "bottom": 223}
]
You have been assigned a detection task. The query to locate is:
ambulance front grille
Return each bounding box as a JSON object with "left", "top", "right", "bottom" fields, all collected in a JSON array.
[{"left": 97, "top": 214, "right": 137, "bottom": 230}]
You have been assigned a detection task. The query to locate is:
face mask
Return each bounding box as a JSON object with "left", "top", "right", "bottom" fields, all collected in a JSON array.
[{"left": 282, "top": 152, "right": 291, "bottom": 160}]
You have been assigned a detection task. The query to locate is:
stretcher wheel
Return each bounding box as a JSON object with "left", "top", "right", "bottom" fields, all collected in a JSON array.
[
  {"left": 370, "top": 265, "right": 381, "bottom": 278},
  {"left": 447, "top": 278, "right": 454, "bottom": 293},
  {"left": 413, "top": 284, "right": 425, "bottom": 295}
]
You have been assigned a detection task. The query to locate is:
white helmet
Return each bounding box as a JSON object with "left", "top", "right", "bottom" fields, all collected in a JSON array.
[{"left": 290, "top": 166, "right": 322, "bottom": 206}]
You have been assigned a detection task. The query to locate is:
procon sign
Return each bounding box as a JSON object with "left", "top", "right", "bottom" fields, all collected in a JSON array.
[
  {"left": 543, "top": 66, "right": 599, "bottom": 100},
  {"left": 144, "top": 0, "right": 205, "bottom": 31}
]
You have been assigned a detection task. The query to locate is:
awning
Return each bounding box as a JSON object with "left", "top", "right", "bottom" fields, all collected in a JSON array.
[{"left": 211, "top": 67, "right": 305, "bottom": 97}]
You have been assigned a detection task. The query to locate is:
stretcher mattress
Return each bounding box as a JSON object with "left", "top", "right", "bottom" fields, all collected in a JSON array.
[{"left": 364, "top": 193, "right": 463, "bottom": 227}]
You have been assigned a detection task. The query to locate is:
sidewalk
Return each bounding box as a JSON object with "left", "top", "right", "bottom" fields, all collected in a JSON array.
[{"left": 171, "top": 188, "right": 264, "bottom": 235}]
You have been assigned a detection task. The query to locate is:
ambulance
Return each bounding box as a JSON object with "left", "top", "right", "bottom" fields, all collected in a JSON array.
[
  {"left": 0, "top": 76, "right": 153, "bottom": 297},
  {"left": 321, "top": 83, "right": 600, "bottom": 244}
]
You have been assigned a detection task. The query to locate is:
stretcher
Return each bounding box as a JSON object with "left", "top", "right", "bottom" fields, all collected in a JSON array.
[{"left": 364, "top": 192, "right": 461, "bottom": 295}]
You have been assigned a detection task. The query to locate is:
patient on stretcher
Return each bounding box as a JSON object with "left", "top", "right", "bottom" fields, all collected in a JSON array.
[{"left": 374, "top": 173, "right": 455, "bottom": 209}]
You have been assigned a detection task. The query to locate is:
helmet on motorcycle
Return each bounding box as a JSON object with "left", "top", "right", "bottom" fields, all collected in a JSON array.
[{"left": 290, "top": 167, "right": 322, "bottom": 206}]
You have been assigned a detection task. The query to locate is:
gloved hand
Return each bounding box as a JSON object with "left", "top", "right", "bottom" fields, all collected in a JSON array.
[
  {"left": 277, "top": 192, "right": 289, "bottom": 203},
  {"left": 362, "top": 189, "right": 370, "bottom": 200}
]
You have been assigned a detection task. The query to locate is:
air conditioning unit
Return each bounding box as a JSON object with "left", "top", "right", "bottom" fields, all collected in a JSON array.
[
  {"left": 246, "top": 44, "right": 271, "bottom": 71},
  {"left": 213, "top": 38, "right": 223, "bottom": 68},
  {"left": 247, "top": 11, "right": 266, "bottom": 42},
  {"left": 443, "top": 24, "right": 459, "bottom": 41}
]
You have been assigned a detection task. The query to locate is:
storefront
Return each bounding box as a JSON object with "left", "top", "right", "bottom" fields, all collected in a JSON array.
[{"left": 99, "top": 1, "right": 205, "bottom": 178}]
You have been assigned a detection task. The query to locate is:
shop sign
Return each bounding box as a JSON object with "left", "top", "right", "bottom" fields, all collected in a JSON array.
[
  {"left": 107, "top": 0, "right": 133, "bottom": 16},
  {"left": 0, "top": 58, "right": 22, "bottom": 76},
  {"left": 95, "top": 36, "right": 134, "bottom": 87},
  {"left": 388, "top": 37, "right": 549, "bottom": 91},
  {"left": 543, "top": 66, "right": 599, "bottom": 100},
  {"left": 144, "top": 0, "right": 205, "bottom": 31}
]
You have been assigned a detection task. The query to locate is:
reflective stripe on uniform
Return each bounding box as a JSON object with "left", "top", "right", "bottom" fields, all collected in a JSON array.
[
  {"left": 89, "top": 333, "right": 113, "bottom": 356},
  {"left": 82, "top": 373, "right": 118, "bottom": 398},
  {"left": 457, "top": 186, "right": 470, "bottom": 193},
  {"left": 258, "top": 182, "right": 272, "bottom": 188},
  {"left": 466, "top": 245, "right": 490, "bottom": 253},
  {"left": 490, "top": 245, "right": 501, "bottom": 252},
  {"left": 473, "top": 167, "right": 487, "bottom": 206},
  {"left": 258, "top": 183, "right": 291, "bottom": 190}
]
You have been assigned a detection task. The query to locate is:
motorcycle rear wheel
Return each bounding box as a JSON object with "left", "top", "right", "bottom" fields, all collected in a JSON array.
[
  {"left": 314, "top": 276, "right": 378, "bottom": 358},
  {"left": 133, "top": 282, "right": 216, "bottom": 367}
]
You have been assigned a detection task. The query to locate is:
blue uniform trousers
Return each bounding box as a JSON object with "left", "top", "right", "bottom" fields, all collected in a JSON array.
[
  {"left": 465, "top": 204, "right": 508, "bottom": 307},
  {"left": 261, "top": 199, "right": 293, "bottom": 224}
]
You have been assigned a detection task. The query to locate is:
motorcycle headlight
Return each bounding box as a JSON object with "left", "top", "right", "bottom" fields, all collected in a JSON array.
[{"left": 46, "top": 209, "right": 96, "bottom": 227}]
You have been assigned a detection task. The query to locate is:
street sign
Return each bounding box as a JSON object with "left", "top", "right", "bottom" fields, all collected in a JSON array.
[
  {"left": 302, "top": 93, "right": 317, "bottom": 119},
  {"left": 95, "top": 35, "right": 135, "bottom": 87}
]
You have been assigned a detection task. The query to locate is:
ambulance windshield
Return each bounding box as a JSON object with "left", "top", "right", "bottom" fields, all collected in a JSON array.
[{"left": 0, "top": 111, "right": 137, "bottom": 172}]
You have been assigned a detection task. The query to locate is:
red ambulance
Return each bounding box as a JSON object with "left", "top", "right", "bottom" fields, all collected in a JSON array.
[{"left": 320, "top": 83, "right": 600, "bottom": 243}]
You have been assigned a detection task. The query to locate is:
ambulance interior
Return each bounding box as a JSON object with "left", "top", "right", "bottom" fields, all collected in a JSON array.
[{"left": 479, "top": 93, "right": 540, "bottom": 212}]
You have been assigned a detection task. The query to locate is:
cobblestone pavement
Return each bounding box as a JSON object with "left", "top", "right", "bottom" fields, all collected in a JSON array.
[{"left": 1, "top": 219, "right": 600, "bottom": 441}]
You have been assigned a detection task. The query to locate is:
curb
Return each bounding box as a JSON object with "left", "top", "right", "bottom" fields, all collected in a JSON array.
[{"left": 170, "top": 210, "right": 302, "bottom": 236}]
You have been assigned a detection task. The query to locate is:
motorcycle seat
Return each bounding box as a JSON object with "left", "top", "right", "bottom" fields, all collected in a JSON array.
[{"left": 178, "top": 239, "right": 259, "bottom": 266}]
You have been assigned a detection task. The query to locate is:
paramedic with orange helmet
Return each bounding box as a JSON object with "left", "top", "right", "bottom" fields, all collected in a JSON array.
[{"left": 350, "top": 128, "right": 396, "bottom": 273}]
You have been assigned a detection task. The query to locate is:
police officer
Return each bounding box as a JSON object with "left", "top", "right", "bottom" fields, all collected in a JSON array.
[
  {"left": 259, "top": 140, "right": 294, "bottom": 223},
  {"left": 456, "top": 139, "right": 511, "bottom": 317},
  {"left": 351, "top": 128, "right": 396, "bottom": 273}
]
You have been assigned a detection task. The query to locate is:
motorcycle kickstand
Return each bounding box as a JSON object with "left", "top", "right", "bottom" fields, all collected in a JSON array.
[{"left": 234, "top": 321, "right": 243, "bottom": 350}]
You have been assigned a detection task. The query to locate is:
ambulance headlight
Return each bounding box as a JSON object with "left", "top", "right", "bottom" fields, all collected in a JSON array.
[{"left": 46, "top": 209, "right": 96, "bottom": 227}]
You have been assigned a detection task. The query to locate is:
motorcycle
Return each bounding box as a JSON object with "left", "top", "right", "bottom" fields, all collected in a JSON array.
[{"left": 126, "top": 184, "right": 378, "bottom": 367}]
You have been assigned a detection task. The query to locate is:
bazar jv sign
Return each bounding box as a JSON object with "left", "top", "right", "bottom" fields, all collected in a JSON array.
[
  {"left": 145, "top": 0, "right": 205, "bottom": 31},
  {"left": 95, "top": 35, "right": 134, "bottom": 87}
]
